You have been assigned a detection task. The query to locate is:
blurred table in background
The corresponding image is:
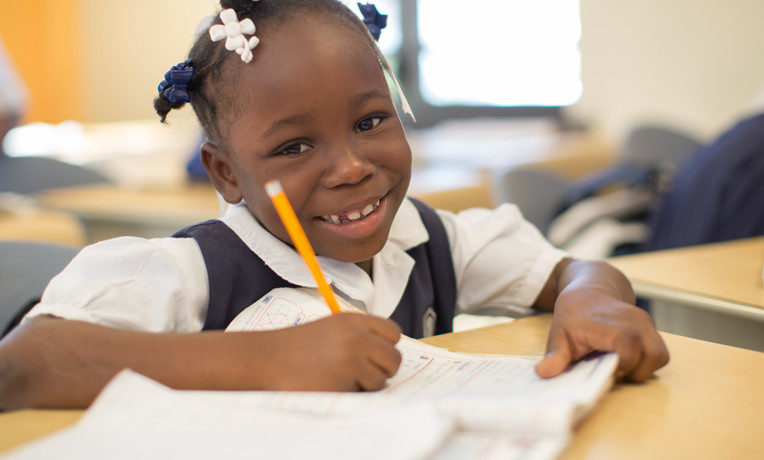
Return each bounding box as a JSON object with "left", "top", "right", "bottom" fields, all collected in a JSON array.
[
  {"left": 13, "top": 118, "right": 614, "bottom": 243},
  {"left": 34, "top": 183, "right": 221, "bottom": 243},
  {"left": 0, "top": 210, "right": 85, "bottom": 247},
  {"left": 34, "top": 179, "right": 494, "bottom": 243},
  {"left": 609, "top": 237, "right": 764, "bottom": 351}
]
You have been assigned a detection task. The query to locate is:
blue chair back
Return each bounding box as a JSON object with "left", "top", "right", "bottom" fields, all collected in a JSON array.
[{"left": 0, "top": 241, "right": 79, "bottom": 336}]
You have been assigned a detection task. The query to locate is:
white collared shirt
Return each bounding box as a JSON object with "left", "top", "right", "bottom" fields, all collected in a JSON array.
[{"left": 27, "top": 199, "right": 567, "bottom": 332}]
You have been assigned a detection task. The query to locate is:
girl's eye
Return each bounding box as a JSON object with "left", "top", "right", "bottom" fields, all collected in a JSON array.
[
  {"left": 357, "top": 116, "right": 383, "bottom": 132},
  {"left": 278, "top": 142, "right": 310, "bottom": 156}
]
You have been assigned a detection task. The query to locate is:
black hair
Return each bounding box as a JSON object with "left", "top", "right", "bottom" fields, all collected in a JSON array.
[{"left": 153, "top": 0, "right": 387, "bottom": 149}]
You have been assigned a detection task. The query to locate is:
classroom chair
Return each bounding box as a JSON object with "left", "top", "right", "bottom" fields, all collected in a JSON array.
[
  {"left": 621, "top": 124, "right": 702, "bottom": 168},
  {"left": 0, "top": 156, "right": 109, "bottom": 195},
  {"left": 489, "top": 124, "right": 704, "bottom": 258},
  {"left": 489, "top": 166, "right": 570, "bottom": 234},
  {"left": 0, "top": 241, "right": 78, "bottom": 337}
]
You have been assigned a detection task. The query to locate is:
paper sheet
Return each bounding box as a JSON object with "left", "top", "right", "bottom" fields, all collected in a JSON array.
[
  {"left": 225, "top": 287, "right": 356, "bottom": 332},
  {"left": 175, "top": 337, "right": 615, "bottom": 435},
  {"left": 4, "top": 345, "right": 615, "bottom": 460},
  {"left": 3, "top": 371, "right": 453, "bottom": 460}
]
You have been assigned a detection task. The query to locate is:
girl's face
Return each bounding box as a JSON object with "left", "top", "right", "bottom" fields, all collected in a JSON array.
[{"left": 202, "top": 14, "right": 412, "bottom": 271}]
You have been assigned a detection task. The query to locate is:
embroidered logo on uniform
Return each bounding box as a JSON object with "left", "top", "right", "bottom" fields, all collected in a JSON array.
[{"left": 422, "top": 307, "right": 437, "bottom": 338}]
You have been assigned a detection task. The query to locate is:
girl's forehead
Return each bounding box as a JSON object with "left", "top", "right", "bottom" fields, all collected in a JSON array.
[
  {"left": 226, "top": 15, "right": 388, "bottom": 119},
  {"left": 257, "top": 14, "right": 381, "bottom": 80}
]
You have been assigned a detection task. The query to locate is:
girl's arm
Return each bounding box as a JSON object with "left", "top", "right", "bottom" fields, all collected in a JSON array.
[
  {"left": 532, "top": 258, "right": 669, "bottom": 382},
  {"left": 0, "top": 313, "right": 401, "bottom": 410}
]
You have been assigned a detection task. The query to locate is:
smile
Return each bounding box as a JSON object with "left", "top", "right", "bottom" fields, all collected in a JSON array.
[{"left": 320, "top": 198, "right": 382, "bottom": 224}]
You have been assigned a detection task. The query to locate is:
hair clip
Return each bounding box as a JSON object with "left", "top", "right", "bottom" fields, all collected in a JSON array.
[
  {"left": 209, "top": 8, "right": 260, "bottom": 63},
  {"left": 357, "top": 3, "right": 388, "bottom": 41},
  {"left": 157, "top": 60, "right": 194, "bottom": 104}
]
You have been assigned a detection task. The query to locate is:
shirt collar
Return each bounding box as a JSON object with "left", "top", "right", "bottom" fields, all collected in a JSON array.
[{"left": 220, "top": 198, "right": 429, "bottom": 289}]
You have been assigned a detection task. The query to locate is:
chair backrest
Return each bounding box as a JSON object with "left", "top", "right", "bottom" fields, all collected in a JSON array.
[
  {"left": 0, "top": 157, "right": 109, "bottom": 194},
  {"left": 489, "top": 167, "right": 570, "bottom": 234},
  {"left": 0, "top": 241, "right": 79, "bottom": 334},
  {"left": 621, "top": 125, "right": 703, "bottom": 168}
]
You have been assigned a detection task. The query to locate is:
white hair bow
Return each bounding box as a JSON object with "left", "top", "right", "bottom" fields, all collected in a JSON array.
[{"left": 209, "top": 8, "right": 260, "bottom": 63}]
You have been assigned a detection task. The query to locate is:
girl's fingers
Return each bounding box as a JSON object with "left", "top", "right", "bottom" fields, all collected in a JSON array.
[
  {"left": 535, "top": 328, "right": 574, "bottom": 378},
  {"left": 367, "top": 333, "right": 402, "bottom": 378},
  {"left": 355, "top": 360, "right": 390, "bottom": 391},
  {"left": 577, "top": 319, "right": 667, "bottom": 382},
  {"left": 625, "top": 329, "right": 670, "bottom": 382},
  {"left": 358, "top": 314, "right": 402, "bottom": 344},
  {"left": 610, "top": 327, "right": 643, "bottom": 375}
]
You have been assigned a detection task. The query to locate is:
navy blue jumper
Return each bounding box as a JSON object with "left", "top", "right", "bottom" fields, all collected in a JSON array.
[{"left": 173, "top": 198, "right": 456, "bottom": 339}]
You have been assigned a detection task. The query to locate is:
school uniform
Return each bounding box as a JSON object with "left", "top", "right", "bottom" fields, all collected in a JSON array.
[{"left": 26, "top": 198, "right": 567, "bottom": 337}]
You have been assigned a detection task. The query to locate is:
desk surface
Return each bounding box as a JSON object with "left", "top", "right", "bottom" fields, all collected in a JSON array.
[
  {"left": 34, "top": 182, "right": 222, "bottom": 227},
  {"left": 609, "top": 237, "right": 764, "bottom": 311},
  {"left": 0, "top": 210, "right": 85, "bottom": 247},
  {"left": 427, "top": 315, "right": 764, "bottom": 459},
  {"left": 1, "top": 314, "right": 762, "bottom": 459}
]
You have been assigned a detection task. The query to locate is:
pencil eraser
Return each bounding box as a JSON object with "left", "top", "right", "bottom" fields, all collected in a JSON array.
[{"left": 265, "top": 180, "right": 283, "bottom": 197}]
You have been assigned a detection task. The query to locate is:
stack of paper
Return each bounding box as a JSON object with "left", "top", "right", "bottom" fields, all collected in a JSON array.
[{"left": 5, "top": 336, "right": 616, "bottom": 460}]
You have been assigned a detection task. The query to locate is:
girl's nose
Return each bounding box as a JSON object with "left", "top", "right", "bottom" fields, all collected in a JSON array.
[{"left": 321, "top": 143, "right": 375, "bottom": 188}]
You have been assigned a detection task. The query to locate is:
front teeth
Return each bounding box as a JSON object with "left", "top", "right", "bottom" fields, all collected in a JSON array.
[{"left": 322, "top": 199, "right": 381, "bottom": 224}]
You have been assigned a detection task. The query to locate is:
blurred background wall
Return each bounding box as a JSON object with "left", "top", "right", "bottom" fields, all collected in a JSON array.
[{"left": 568, "top": 0, "right": 764, "bottom": 139}]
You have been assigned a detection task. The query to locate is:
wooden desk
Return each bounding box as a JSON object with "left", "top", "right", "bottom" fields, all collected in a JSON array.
[
  {"left": 0, "top": 210, "right": 85, "bottom": 247},
  {"left": 33, "top": 181, "right": 495, "bottom": 243},
  {"left": 1, "top": 314, "right": 761, "bottom": 458},
  {"left": 34, "top": 183, "right": 222, "bottom": 243},
  {"left": 429, "top": 315, "right": 763, "bottom": 459},
  {"left": 609, "top": 237, "right": 764, "bottom": 351}
]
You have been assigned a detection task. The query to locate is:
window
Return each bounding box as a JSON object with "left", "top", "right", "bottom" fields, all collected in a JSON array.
[{"left": 355, "top": 0, "right": 582, "bottom": 126}]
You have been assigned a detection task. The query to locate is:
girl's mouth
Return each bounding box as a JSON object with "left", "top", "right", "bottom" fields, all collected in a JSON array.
[
  {"left": 319, "top": 198, "right": 382, "bottom": 224},
  {"left": 313, "top": 194, "right": 391, "bottom": 241}
]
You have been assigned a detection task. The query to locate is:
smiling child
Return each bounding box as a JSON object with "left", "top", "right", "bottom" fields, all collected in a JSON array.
[{"left": 0, "top": 0, "right": 668, "bottom": 410}]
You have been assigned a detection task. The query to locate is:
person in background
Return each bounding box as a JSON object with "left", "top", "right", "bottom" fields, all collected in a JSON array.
[{"left": 643, "top": 85, "right": 764, "bottom": 251}]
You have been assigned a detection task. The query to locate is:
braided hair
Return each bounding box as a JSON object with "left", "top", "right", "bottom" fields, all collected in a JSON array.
[{"left": 153, "top": 0, "right": 388, "bottom": 149}]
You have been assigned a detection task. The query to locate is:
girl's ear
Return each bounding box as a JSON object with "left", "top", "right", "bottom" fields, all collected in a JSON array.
[{"left": 200, "top": 142, "right": 244, "bottom": 204}]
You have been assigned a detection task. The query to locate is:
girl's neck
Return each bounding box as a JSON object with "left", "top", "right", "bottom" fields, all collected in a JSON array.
[{"left": 355, "top": 259, "right": 373, "bottom": 277}]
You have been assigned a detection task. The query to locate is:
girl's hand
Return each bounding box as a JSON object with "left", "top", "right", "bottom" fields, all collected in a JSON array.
[
  {"left": 251, "top": 313, "right": 402, "bottom": 392},
  {"left": 535, "top": 289, "right": 669, "bottom": 382}
]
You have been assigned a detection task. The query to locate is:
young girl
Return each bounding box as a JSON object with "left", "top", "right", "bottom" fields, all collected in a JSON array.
[{"left": 0, "top": 0, "right": 668, "bottom": 410}]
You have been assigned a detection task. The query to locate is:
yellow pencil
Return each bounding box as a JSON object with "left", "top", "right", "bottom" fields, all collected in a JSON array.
[{"left": 265, "top": 179, "right": 342, "bottom": 314}]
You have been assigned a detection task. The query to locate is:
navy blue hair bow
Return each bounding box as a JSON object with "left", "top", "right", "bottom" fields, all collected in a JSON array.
[
  {"left": 158, "top": 59, "right": 194, "bottom": 104},
  {"left": 357, "top": 3, "right": 387, "bottom": 41}
]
